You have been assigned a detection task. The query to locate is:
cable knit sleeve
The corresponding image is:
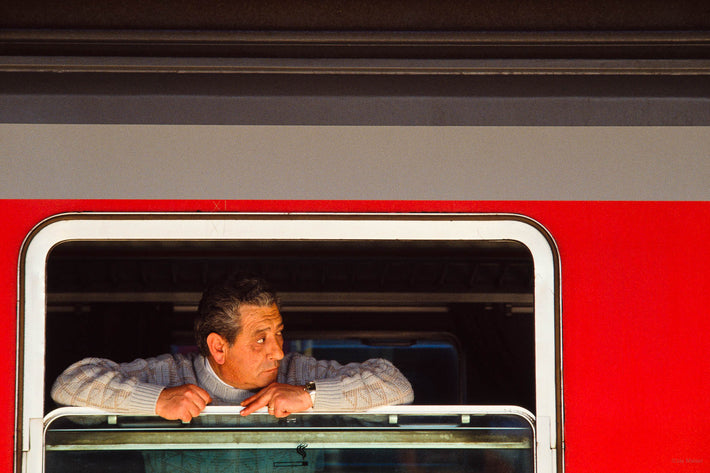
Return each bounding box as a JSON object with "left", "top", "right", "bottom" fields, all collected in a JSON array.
[
  {"left": 50, "top": 354, "right": 198, "bottom": 414},
  {"left": 281, "top": 353, "right": 414, "bottom": 411}
]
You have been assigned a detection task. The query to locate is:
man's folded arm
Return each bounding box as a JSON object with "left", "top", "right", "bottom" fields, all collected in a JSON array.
[
  {"left": 284, "top": 354, "right": 414, "bottom": 411},
  {"left": 50, "top": 355, "right": 193, "bottom": 414}
]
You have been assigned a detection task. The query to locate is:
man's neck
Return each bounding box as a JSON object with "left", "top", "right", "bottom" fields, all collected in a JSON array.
[{"left": 205, "top": 356, "right": 236, "bottom": 389}]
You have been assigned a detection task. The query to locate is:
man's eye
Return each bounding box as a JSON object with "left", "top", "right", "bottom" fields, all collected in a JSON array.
[{"left": 256, "top": 338, "right": 265, "bottom": 344}]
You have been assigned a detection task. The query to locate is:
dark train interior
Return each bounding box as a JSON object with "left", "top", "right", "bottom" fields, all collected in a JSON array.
[{"left": 44, "top": 238, "right": 535, "bottom": 414}]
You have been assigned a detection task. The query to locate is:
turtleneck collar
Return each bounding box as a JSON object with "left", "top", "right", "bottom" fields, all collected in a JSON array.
[{"left": 193, "top": 354, "right": 255, "bottom": 405}]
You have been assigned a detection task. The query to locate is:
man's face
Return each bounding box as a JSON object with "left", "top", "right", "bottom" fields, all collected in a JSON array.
[{"left": 217, "top": 303, "right": 285, "bottom": 390}]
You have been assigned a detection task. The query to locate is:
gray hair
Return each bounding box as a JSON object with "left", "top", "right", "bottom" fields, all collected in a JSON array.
[{"left": 194, "top": 275, "right": 279, "bottom": 356}]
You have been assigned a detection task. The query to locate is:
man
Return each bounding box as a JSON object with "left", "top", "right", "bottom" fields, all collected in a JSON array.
[{"left": 51, "top": 276, "right": 414, "bottom": 421}]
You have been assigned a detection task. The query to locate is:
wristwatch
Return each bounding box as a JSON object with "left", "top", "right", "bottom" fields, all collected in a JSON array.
[{"left": 304, "top": 381, "right": 316, "bottom": 406}]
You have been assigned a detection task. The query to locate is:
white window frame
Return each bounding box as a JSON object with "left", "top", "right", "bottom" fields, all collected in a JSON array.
[{"left": 17, "top": 212, "right": 562, "bottom": 473}]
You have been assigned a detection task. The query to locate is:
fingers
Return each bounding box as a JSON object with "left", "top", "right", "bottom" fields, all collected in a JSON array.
[
  {"left": 240, "top": 385, "right": 267, "bottom": 408},
  {"left": 240, "top": 383, "right": 312, "bottom": 417},
  {"left": 241, "top": 395, "right": 288, "bottom": 418},
  {"left": 271, "top": 405, "right": 292, "bottom": 418},
  {"left": 240, "top": 386, "right": 271, "bottom": 416},
  {"left": 157, "top": 383, "right": 313, "bottom": 420},
  {"left": 192, "top": 385, "right": 213, "bottom": 405},
  {"left": 156, "top": 384, "right": 212, "bottom": 422}
]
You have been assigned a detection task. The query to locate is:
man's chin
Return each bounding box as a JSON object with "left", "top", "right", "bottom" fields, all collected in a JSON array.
[{"left": 262, "top": 369, "right": 279, "bottom": 384}]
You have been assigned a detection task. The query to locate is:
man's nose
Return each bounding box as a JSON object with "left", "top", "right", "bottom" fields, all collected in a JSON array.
[{"left": 268, "top": 337, "right": 284, "bottom": 361}]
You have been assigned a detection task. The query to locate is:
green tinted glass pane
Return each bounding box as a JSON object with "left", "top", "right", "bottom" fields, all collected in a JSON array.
[
  {"left": 45, "top": 411, "right": 534, "bottom": 473},
  {"left": 47, "top": 448, "right": 532, "bottom": 473}
]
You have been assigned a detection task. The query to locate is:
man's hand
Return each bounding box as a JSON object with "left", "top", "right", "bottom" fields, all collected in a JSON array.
[
  {"left": 156, "top": 384, "right": 212, "bottom": 422},
  {"left": 240, "top": 383, "right": 313, "bottom": 417}
]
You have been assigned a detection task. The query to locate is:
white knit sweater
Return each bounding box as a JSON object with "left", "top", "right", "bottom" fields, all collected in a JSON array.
[{"left": 51, "top": 352, "right": 414, "bottom": 414}]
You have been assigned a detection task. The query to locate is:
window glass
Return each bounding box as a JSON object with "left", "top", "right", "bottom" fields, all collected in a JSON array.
[{"left": 45, "top": 409, "right": 535, "bottom": 473}]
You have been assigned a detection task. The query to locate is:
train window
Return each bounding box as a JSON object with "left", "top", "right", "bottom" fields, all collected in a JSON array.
[
  {"left": 45, "top": 406, "right": 535, "bottom": 473},
  {"left": 18, "top": 214, "right": 560, "bottom": 472}
]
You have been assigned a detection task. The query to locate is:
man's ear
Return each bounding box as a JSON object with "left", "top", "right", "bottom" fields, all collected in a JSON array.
[{"left": 206, "top": 332, "right": 228, "bottom": 365}]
